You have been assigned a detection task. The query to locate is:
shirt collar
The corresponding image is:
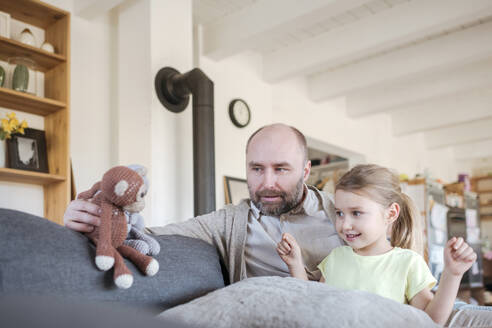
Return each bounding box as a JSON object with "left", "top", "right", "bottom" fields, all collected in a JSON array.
[{"left": 249, "top": 184, "right": 322, "bottom": 219}]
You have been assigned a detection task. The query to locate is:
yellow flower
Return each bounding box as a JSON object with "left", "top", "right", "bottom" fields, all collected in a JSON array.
[
  {"left": 4, "top": 122, "right": 12, "bottom": 133},
  {"left": 0, "top": 113, "right": 28, "bottom": 139},
  {"left": 1, "top": 118, "right": 9, "bottom": 131},
  {"left": 9, "top": 118, "right": 19, "bottom": 131}
]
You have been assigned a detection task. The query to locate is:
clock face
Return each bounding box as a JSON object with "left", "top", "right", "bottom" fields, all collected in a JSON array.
[{"left": 229, "top": 99, "right": 251, "bottom": 128}]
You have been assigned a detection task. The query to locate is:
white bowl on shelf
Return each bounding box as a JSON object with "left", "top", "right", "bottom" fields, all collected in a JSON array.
[{"left": 41, "top": 41, "right": 55, "bottom": 53}]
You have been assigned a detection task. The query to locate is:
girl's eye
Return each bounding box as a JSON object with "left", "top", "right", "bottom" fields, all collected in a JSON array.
[
  {"left": 352, "top": 211, "right": 362, "bottom": 217},
  {"left": 335, "top": 211, "right": 343, "bottom": 217}
]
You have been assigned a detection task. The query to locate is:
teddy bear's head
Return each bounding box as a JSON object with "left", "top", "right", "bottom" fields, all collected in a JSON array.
[{"left": 101, "top": 166, "right": 147, "bottom": 212}]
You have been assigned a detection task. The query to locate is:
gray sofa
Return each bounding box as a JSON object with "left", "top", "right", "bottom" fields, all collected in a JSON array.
[{"left": 0, "top": 208, "right": 225, "bottom": 314}]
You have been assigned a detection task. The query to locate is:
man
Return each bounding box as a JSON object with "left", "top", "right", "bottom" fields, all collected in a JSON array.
[{"left": 64, "top": 123, "right": 343, "bottom": 283}]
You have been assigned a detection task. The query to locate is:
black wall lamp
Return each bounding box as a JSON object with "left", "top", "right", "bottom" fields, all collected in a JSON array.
[{"left": 154, "top": 67, "right": 215, "bottom": 216}]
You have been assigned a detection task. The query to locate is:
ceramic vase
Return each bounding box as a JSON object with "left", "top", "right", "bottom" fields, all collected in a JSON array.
[{"left": 18, "top": 28, "right": 35, "bottom": 46}]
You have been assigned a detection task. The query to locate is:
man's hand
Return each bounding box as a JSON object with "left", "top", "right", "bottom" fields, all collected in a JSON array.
[
  {"left": 276, "top": 232, "right": 302, "bottom": 267},
  {"left": 444, "top": 237, "right": 477, "bottom": 276},
  {"left": 63, "top": 199, "right": 101, "bottom": 232}
]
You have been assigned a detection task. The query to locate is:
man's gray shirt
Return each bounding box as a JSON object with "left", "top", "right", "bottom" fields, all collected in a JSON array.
[{"left": 245, "top": 185, "right": 343, "bottom": 278}]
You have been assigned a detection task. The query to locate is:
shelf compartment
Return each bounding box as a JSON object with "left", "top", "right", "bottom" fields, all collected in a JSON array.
[
  {"left": 0, "top": 167, "right": 65, "bottom": 185},
  {"left": 0, "top": 36, "right": 66, "bottom": 72},
  {"left": 0, "top": 87, "right": 66, "bottom": 115},
  {"left": 0, "top": 0, "right": 69, "bottom": 30}
]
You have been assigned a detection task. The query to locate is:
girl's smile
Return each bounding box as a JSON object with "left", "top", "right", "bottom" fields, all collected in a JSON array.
[{"left": 344, "top": 233, "right": 361, "bottom": 242}]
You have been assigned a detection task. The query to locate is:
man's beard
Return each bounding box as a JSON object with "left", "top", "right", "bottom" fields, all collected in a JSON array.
[{"left": 250, "top": 177, "right": 304, "bottom": 216}]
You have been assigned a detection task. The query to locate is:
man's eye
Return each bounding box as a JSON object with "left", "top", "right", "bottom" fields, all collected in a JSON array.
[
  {"left": 276, "top": 168, "right": 288, "bottom": 172},
  {"left": 252, "top": 167, "right": 262, "bottom": 172}
]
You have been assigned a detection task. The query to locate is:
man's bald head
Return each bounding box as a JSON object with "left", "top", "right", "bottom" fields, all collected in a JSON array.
[{"left": 246, "top": 124, "right": 308, "bottom": 164}]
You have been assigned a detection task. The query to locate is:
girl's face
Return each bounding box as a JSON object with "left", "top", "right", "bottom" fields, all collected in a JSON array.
[{"left": 334, "top": 189, "right": 395, "bottom": 256}]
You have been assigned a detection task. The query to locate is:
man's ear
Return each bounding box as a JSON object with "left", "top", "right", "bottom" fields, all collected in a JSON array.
[
  {"left": 386, "top": 202, "right": 400, "bottom": 224},
  {"left": 303, "top": 160, "right": 312, "bottom": 182}
]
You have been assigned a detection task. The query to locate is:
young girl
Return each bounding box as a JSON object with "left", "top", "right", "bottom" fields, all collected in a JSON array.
[{"left": 277, "top": 164, "right": 477, "bottom": 325}]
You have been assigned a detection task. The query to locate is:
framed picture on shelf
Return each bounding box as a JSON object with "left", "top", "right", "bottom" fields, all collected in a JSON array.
[
  {"left": 224, "top": 176, "right": 249, "bottom": 205},
  {"left": 7, "top": 128, "right": 49, "bottom": 173}
]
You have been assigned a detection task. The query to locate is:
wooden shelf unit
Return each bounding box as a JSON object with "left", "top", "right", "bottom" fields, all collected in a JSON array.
[
  {"left": 0, "top": 0, "right": 70, "bottom": 225},
  {"left": 0, "top": 167, "right": 65, "bottom": 185},
  {"left": 0, "top": 87, "right": 66, "bottom": 115},
  {"left": 0, "top": 36, "right": 66, "bottom": 72},
  {"left": 472, "top": 176, "right": 492, "bottom": 204}
]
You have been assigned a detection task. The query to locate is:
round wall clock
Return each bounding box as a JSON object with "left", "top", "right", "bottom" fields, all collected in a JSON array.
[{"left": 229, "top": 99, "right": 251, "bottom": 128}]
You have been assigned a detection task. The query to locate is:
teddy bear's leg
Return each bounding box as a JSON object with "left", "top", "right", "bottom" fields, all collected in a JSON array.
[
  {"left": 112, "top": 248, "right": 133, "bottom": 289},
  {"left": 118, "top": 244, "right": 159, "bottom": 276},
  {"left": 95, "top": 201, "right": 115, "bottom": 271},
  {"left": 123, "top": 239, "right": 150, "bottom": 255},
  {"left": 130, "top": 226, "right": 161, "bottom": 256}
]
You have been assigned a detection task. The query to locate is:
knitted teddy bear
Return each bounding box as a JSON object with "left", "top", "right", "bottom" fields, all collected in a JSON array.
[
  {"left": 77, "top": 165, "right": 159, "bottom": 289},
  {"left": 123, "top": 164, "right": 160, "bottom": 256}
]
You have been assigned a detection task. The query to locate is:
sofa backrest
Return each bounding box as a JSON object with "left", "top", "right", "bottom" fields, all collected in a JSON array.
[{"left": 0, "top": 208, "right": 225, "bottom": 313}]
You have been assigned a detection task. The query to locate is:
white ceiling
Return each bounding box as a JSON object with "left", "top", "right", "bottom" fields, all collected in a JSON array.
[{"left": 194, "top": 0, "right": 492, "bottom": 164}]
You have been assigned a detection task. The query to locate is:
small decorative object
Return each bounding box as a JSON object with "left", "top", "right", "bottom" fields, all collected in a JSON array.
[
  {"left": 7, "top": 57, "right": 37, "bottom": 94},
  {"left": 399, "top": 173, "right": 409, "bottom": 181},
  {"left": 229, "top": 98, "right": 251, "bottom": 128},
  {"left": 224, "top": 176, "right": 249, "bottom": 205},
  {"left": 6, "top": 127, "right": 48, "bottom": 173},
  {"left": 0, "top": 65, "right": 5, "bottom": 87},
  {"left": 41, "top": 41, "right": 55, "bottom": 53},
  {"left": 0, "top": 112, "right": 28, "bottom": 168},
  {"left": 77, "top": 166, "right": 159, "bottom": 289},
  {"left": 13, "top": 64, "right": 28, "bottom": 92},
  {"left": 0, "top": 11, "right": 10, "bottom": 38},
  {"left": 17, "top": 28, "right": 36, "bottom": 46},
  {"left": 458, "top": 173, "right": 471, "bottom": 191}
]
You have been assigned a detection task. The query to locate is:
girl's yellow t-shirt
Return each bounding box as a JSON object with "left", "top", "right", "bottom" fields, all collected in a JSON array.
[{"left": 318, "top": 246, "right": 436, "bottom": 304}]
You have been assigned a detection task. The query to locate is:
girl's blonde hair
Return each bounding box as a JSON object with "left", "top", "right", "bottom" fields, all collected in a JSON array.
[{"left": 335, "top": 164, "right": 423, "bottom": 255}]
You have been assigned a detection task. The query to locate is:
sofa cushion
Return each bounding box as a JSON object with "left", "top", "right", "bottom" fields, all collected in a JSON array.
[
  {"left": 158, "top": 276, "right": 440, "bottom": 328},
  {"left": 0, "top": 208, "right": 225, "bottom": 313}
]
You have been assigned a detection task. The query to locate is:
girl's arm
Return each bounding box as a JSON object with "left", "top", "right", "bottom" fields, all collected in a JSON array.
[
  {"left": 276, "top": 233, "right": 309, "bottom": 280},
  {"left": 410, "top": 237, "right": 477, "bottom": 325}
]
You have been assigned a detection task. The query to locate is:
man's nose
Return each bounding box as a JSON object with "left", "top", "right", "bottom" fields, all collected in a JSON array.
[{"left": 263, "top": 170, "right": 277, "bottom": 188}]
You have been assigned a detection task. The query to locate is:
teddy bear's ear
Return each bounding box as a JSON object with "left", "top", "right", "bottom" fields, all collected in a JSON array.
[
  {"left": 114, "top": 180, "right": 129, "bottom": 196},
  {"left": 127, "top": 164, "right": 147, "bottom": 177}
]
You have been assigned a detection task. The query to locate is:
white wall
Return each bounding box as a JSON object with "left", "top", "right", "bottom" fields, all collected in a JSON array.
[
  {"left": 70, "top": 8, "right": 115, "bottom": 192},
  {"left": 199, "top": 52, "right": 273, "bottom": 210},
  {"left": 149, "top": 0, "right": 193, "bottom": 224}
]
